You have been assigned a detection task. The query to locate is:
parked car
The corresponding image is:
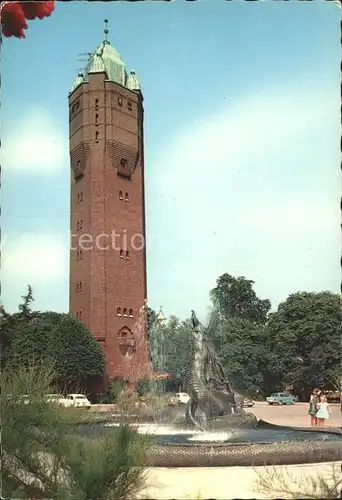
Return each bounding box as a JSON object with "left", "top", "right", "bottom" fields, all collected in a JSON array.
[
  {"left": 243, "top": 398, "right": 254, "bottom": 408},
  {"left": 266, "top": 392, "right": 297, "bottom": 405},
  {"left": 15, "top": 394, "right": 61, "bottom": 405},
  {"left": 45, "top": 394, "right": 64, "bottom": 405},
  {"left": 325, "top": 390, "right": 340, "bottom": 403},
  {"left": 13, "top": 394, "right": 65, "bottom": 406},
  {"left": 170, "top": 392, "right": 190, "bottom": 405},
  {"left": 59, "top": 394, "right": 91, "bottom": 409},
  {"left": 19, "top": 394, "right": 30, "bottom": 405}
]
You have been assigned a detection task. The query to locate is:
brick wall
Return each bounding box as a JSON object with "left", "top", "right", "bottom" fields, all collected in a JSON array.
[{"left": 69, "top": 71, "right": 150, "bottom": 383}]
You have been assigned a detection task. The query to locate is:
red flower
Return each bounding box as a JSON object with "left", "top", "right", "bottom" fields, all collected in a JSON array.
[
  {"left": 1, "top": 2, "right": 28, "bottom": 38},
  {"left": 21, "top": 1, "right": 55, "bottom": 21},
  {"left": 1, "top": 1, "right": 55, "bottom": 39}
]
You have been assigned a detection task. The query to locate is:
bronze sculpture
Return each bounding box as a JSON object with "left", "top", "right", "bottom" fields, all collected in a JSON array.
[{"left": 184, "top": 310, "right": 238, "bottom": 431}]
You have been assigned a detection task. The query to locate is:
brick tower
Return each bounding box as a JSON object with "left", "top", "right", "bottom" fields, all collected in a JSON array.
[{"left": 68, "top": 23, "right": 151, "bottom": 384}]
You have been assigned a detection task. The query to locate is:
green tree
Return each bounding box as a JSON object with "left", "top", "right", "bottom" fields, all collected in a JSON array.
[
  {"left": 207, "top": 273, "right": 274, "bottom": 395},
  {"left": 148, "top": 315, "right": 195, "bottom": 386},
  {"left": 1, "top": 286, "right": 39, "bottom": 366},
  {"left": 7, "top": 313, "right": 105, "bottom": 388},
  {"left": 147, "top": 306, "right": 157, "bottom": 335},
  {"left": 3, "top": 287, "right": 105, "bottom": 389},
  {"left": 17, "top": 284, "right": 36, "bottom": 320},
  {"left": 107, "top": 378, "right": 127, "bottom": 402},
  {"left": 264, "top": 291, "right": 341, "bottom": 399},
  {"left": 210, "top": 273, "right": 271, "bottom": 325},
  {"left": 210, "top": 316, "right": 271, "bottom": 395}
]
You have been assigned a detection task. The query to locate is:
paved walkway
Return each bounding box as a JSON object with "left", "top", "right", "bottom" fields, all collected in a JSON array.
[
  {"left": 250, "top": 401, "right": 341, "bottom": 429},
  {"left": 139, "top": 462, "right": 342, "bottom": 500},
  {"left": 91, "top": 401, "right": 341, "bottom": 429}
]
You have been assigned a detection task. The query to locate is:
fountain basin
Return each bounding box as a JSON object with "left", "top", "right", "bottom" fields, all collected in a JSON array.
[
  {"left": 79, "top": 420, "right": 342, "bottom": 467},
  {"left": 150, "top": 424, "right": 342, "bottom": 467},
  {"left": 137, "top": 423, "right": 342, "bottom": 498},
  {"left": 79, "top": 418, "right": 342, "bottom": 498},
  {"left": 151, "top": 435, "right": 341, "bottom": 467}
]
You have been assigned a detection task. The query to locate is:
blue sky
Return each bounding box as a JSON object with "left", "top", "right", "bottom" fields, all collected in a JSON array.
[{"left": 1, "top": 1, "right": 340, "bottom": 321}]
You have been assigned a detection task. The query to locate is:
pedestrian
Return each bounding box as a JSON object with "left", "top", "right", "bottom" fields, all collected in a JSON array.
[
  {"left": 308, "top": 388, "right": 320, "bottom": 427},
  {"left": 315, "top": 394, "right": 331, "bottom": 427}
]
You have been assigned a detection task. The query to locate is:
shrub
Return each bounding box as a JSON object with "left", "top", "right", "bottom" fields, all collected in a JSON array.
[
  {"left": 2, "top": 363, "right": 151, "bottom": 499},
  {"left": 254, "top": 463, "right": 342, "bottom": 499},
  {"left": 108, "top": 378, "right": 127, "bottom": 402}
]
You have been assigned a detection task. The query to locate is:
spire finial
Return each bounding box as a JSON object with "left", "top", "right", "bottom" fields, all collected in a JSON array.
[
  {"left": 104, "top": 18, "right": 109, "bottom": 43},
  {"left": 157, "top": 306, "right": 166, "bottom": 324}
]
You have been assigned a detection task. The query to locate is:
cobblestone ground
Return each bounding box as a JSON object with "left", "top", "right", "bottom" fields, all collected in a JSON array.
[{"left": 250, "top": 401, "right": 341, "bottom": 428}]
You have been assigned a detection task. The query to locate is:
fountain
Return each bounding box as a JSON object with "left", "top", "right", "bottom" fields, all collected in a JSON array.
[
  {"left": 142, "top": 310, "right": 341, "bottom": 467},
  {"left": 83, "top": 309, "right": 342, "bottom": 498},
  {"left": 183, "top": 309, "right": 256, "bottom": 431}
]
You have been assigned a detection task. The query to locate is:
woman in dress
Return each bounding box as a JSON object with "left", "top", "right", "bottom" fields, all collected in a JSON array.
[
  {"left": 308, "top": 388, "right": 320, "bottom": 426},
  {"left": 315, "top": 394, "right": 331, "bottom": 427}
]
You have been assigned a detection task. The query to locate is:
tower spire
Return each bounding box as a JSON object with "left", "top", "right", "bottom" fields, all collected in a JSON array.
[
  {"left": 156, "top": 306, "right": 166, "bottom": 325},
  {"left": 104, "top": 18, "right": 109, "bottom": 43}
]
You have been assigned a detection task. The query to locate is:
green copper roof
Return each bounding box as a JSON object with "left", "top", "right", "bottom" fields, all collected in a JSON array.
[
  {"left": 87, "top": 52, "right": 106, "bottom": 74},
  {"left": 69, "top": 38, "right": 141, "bottom": 94},
  {"left": 70, "top": 73, "right": 84, "bottom": 93},
  {"left": 126, "top": 70, "right": 140, "bottom": 91},
  {"left": 86, "top": 40, "right": 126, "bottom": 86}
]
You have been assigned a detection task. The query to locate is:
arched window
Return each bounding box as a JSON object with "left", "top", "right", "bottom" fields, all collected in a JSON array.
[
  {"left": 123, "top": 308, "right": 128, "bottom": 316},
  {"left": 95, "top": 113, "right": 99, "bottom": 125},
  {"left": 129, "top": 309, "right": 133, "bottom": 317},
  {"left": 120, "top": 249, "right": 124, "bottom": 258},
  {"left": 125, "top": 192, "right": 129, "bottom": 202},
  {"left": 95, "top": 131, "right": 99, "bottom": 142},
  {"left": 117, "top": 307, "right": 122, "bottom": 316},
  {"left": 119, "top": 190, "right": 123, "bottom": 200},
  {"left": 95, "top": 98, "right": 99, "bottom": 109}
]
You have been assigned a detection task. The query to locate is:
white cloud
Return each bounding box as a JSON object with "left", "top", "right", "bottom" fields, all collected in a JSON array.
[
  {"left": 152, "top": 84, "right": 336, "bottom": 192},
  {"left": 1, "top": 108, "right": 68, "bottom": 173},
  {"left": 3, "top": 233, "right": 68, "bottom": 281},
  {"left": 234, "top": 201, "right": 338, "bottom": 236},
  {"left": 1, "top": 233, "right": 69, "bottom": 312}
]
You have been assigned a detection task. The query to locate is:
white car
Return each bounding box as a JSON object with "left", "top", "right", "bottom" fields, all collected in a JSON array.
[
  {"left": 17, "top": 394, "right": 62, "bottom": 405},
  {"left": 19, "top": 394, "right": 30, "bottom": 405},
  {"left": 172, "top": 392, "right": 190, "bottom": 405},
  {"left": 60, "top": 394, "right": 91, "bottom": 409},
  {"left": 45, "top": 394, "right": 64, "bottom": 405}
]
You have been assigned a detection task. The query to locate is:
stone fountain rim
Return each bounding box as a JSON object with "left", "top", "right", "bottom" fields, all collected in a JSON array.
[
  {"left": 79, "top": 418, "right": 342, "bottom": 467},
  {"left": 148, "top": 445, "right": 342, "bottom": 468},
  {"left": 148, "top": 421, "right": 342, "bottom": 467}
]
